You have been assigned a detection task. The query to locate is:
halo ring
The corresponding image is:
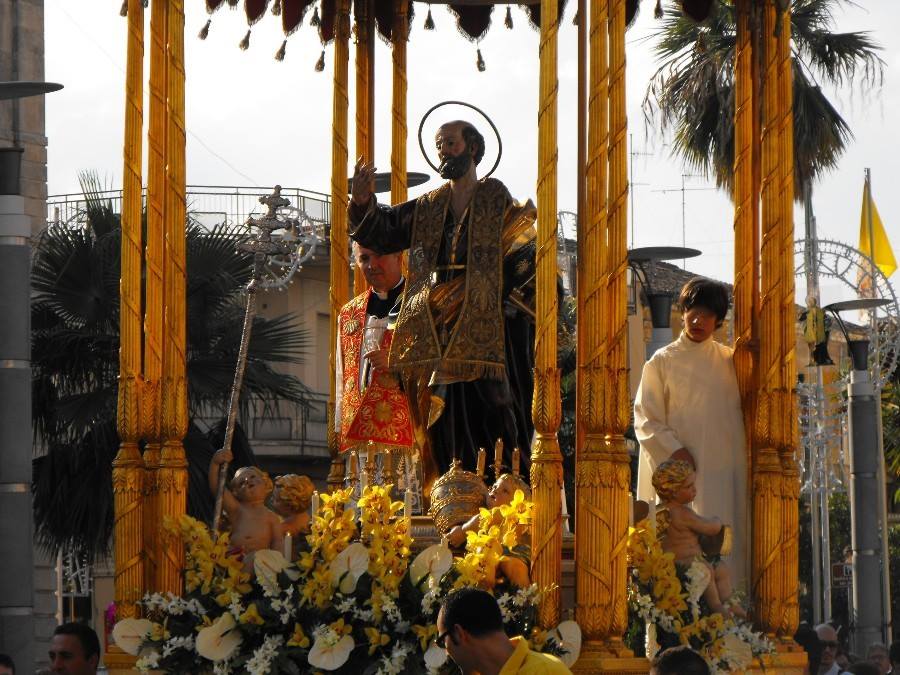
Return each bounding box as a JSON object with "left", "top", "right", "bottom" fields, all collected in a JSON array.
[{"left": 417, "top": 100, "right": 502, "bottom": 179}]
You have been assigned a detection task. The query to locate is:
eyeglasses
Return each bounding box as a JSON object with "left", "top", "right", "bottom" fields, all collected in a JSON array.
[
  {"left": 435, "top": 629, "right": 452, "bottom": 649},
  {"left": 820, "top": 640, "right": 839, "bottom": 649}
]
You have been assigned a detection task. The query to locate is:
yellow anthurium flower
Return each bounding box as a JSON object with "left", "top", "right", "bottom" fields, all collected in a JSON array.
[{"left": 411, "top": 624, "right": 437, "bottom": 652}]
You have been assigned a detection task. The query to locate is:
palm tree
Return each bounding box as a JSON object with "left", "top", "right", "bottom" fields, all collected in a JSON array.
[
  {"left": 643, "top": 0, "right": 884, "bottom": 194},
  {"left": 32, "top": 173, "right": 311, "bottom": 561}
]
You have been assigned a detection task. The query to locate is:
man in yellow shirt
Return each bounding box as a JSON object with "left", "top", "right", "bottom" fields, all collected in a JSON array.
[{"left": 436, "top": 588, "right": 572, "bottom": 674}]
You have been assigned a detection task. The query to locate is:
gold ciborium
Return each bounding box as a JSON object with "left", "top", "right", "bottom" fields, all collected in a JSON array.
[{"left": 428, "top": 459, "right": 488, "bottom": 535}]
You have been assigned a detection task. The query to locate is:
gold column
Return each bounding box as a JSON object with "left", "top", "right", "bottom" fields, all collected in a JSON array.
[
  {"left": 390, "top": 0, "right": 408, "bottom": 204},
  {"left": 112, "top": 0, "right": 145, "bottom": 624},
  {"left": 530, "top": 0, "right": 563, "bottom": 630},
  {"left": 732, "top": 0, "right": 756, "bottom": 451},
  {"left": 143, "top": 0, "right": 168, "bottom": 594},
  {"left": 575, "top": 0, "right": 612, "bottom": 656},
  {"left": 327, "top": 0, "right": 353, "bottom": 492},
  {"left": 777, "top": 0, "right": 800, "bottom": 640},
  {"left": 601, "top": 0, "right": 632, "bottom": 648},
  {"left": 353, "top": 0, "right": 375, "bottom": 296},
  {"left": 752, "top": 0, "right": 784, "bottom": 636},
  {"left": 158, "top": 0, "right": 188, "bottom": 595}
]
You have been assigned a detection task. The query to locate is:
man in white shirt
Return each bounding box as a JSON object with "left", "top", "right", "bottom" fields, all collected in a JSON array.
[{"left": 815, "top": 623, "right": 842, "bottom": 675}]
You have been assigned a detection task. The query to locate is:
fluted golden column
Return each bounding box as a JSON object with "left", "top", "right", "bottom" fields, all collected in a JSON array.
[
  {"left": 353, "top": 0, "right": 374, "bottom": 296},
  {"left": 602, "top": 0, "right": 632, "bottom": 648},
  {"left": 390, "top": 0, "right": 408, "bottom": 204},
  {"left": 752, "top": 0, "right": 785, "bottom": 636},
  {"left": 530, "top": 0, "right": 563, "bottom": 630},
  {"left": 158, "top": 0, "right": 188, "bottom": 595},
  {"left": 575, "top": 0, "right": 613, "bottom": 659},
  {"left": 143, "top": 0, "right": 168, "bottom": 594},
  {"left": 777, "top": 1, "right": 800, "bottom": 640},
  {"left": 112, "top": 0, "right": 145, "bottom": 624},
  {"left": 327, "top": 0, "right": 353, "bottom": 492},
  {"left": 732, "top": 0, "right": 757, "bottom": 453}
]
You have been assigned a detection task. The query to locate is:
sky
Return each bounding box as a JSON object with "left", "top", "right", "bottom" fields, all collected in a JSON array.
[{"left": 44, "top": 0, "right": 900, "bottom": 298}]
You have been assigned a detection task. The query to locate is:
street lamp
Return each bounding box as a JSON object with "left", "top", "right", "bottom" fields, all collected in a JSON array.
[
  {"left": 824, "top": 298, "right": 891, "bottom": 654},
  {"left": 628, "top": 246, "right": 701, "bottom": 358}
]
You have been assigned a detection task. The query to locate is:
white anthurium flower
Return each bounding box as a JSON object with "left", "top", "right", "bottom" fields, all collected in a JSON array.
[
  {"left": 552, "top": 620, "right": 582, "bottom": 668},
  {"left": 112, "top": 618, "right": 154, "bottom": 656},
  {"left": 196, "top": 612, "right": 242, "bottom": 662},
  {"left": 308, "top": 634, "right": 354, "bottom": 671},
  {"left": 329, "top": 542, "right": 369, "bottom": 594},
  {"left": 254, "top": 548, "right": 300, "bottom": 595},
  {"left": 410, "top": 544, "right": 453, "bottom": 588},
  {"left": 424, "top": 642, "right": 448, "bottom": 670}
]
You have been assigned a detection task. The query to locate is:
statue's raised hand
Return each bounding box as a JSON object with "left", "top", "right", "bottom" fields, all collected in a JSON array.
[{"left": 351, "top": 156, "right": 376, "bottom": 207}]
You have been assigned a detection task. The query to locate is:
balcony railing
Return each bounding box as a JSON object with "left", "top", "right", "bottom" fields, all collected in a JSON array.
[{"left": 47, "top": 184, "right": 332, "bottom": 230}]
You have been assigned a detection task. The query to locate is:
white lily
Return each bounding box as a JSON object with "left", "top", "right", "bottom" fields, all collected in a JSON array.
[
  {"left": 196, "top": 612, "right": 242, "bottom": 662},
  {"left": 112, "top": 618, "right": 154, "bottom": 656},
  {"left": 254, "top": 548, "right": 300, "bottom": 595},
  {"left": 552, "top": 620, "right": 582, "bottom": 668},
  {"left": 410, "top": 544, "right": 453, "bottom": 588},
  {"left": 329, "top": 542, "right": 369, "bottom": 594},
  {"left": 308, "top": 633, "right": 354, "bottom": 671}
]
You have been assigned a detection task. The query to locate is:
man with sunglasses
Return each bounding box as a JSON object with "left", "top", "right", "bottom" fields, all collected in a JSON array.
[
  {"left": 435, "top": 588, "right": 571, "bottom": 674},
  {"left": 815, "top": 623, "right": 844, "bottom": 675}
]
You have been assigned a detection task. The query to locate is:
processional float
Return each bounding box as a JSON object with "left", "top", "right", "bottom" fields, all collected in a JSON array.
[{"left": 110, "top": 0, "right": 805, "bottom": 671}]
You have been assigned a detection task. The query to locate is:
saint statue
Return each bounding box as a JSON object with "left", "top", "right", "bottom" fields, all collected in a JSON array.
[
  {"left": 348, "top": 119, "right": 538, "bottom": 492},
  {"left": 801, "top": 295, "right": 834, "bottom": 366}
]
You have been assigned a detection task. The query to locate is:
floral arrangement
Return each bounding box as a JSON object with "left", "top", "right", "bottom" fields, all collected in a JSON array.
[
  {"left": 627, "top": 519, "right": 774, "bottom": 674},
  {"left": 113, "top": 485, "right": 580, "bottom": 674}
]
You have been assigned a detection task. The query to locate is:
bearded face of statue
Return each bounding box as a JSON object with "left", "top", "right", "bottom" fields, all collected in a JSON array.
[
  {"left": 438, "top": 152, "right": 472, "bottom": 180},
  {"left": 435, "top": 122, "right": 477, "bottom": 180}
]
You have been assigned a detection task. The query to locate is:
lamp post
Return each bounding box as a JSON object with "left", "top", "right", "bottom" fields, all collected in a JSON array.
[
  {"left": 825, "top": 298, "right": 891, "bottom": 654},
  {"left": 0, "top": 79, "right": 62, "bottom": 672},
  {"left": 628, "top": 246, "right": 701, "bottom": 358}
]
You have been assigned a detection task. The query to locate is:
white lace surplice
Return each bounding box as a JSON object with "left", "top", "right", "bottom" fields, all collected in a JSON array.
[{"left": 634, "top": 332, "right": 749, "bottom": 589}]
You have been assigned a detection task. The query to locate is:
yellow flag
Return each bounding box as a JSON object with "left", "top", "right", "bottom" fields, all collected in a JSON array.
[{"left": 859, "top": 179, "right": 896, "bottom": 278}]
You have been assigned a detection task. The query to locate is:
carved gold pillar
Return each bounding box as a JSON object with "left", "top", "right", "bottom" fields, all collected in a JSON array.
[
  {"left": 390, "top": 0, "right": 408, "bottom": 205},
  {"left": 142, "top": 0, "right": 168, "bottom": 594},
  {"left": 112, "top": 0, "right": 145, "bottom": 625},
  {"left": 601, "top": 0, "right": 632, "bottom": 650},
  {"left": 752, "top": 0, "right": 785, "bottom": 636},
  {"left": 157, "top": 0, "right": 188, "bottom": 595},
  {"left": 574, "top": 0, "right": 610, "bottom": 658},
  {"left": 353, "top": 0, "right": 375, "bottom": 296},
  {"left": 777, "top": 0, "right": 800, "bottom": 640},
  {"left": 732, "top": 0, "right": 757, "bottom": 457},
  {"left": 327, "top": 0, "right": 352, "bottom": 492},
  {"left": 530, "top": 0, "right": 563, "bottom": 630}
]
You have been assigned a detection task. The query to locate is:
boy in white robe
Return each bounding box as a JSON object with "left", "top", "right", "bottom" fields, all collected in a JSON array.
[{"left": 634, "top": 277, "right": 748, "bottom": 591}]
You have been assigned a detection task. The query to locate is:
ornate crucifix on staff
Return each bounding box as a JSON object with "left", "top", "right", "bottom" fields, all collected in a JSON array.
[{"left": 211, "top": 186, "right": 322, "bottom": 531}]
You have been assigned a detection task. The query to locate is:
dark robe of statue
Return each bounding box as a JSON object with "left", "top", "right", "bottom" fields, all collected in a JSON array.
[{"left": 349, "top": 178, "right": 537, "bottom": 490}]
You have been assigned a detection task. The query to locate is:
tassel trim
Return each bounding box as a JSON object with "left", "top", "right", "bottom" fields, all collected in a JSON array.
[
  {"left": 424, "top": 5, "right": 435, "bottom": 30},
  {"left": 315, "top": 50, "right": 326, "bottom": 72},
  {"left": 272, "top": 0, "right": 282, "bottom": 16},
  {"left": 654, "top": 0, "right": 664, "bottom": 19},
  {"left": 120, "top": 0, "right": 128, "bottom": 17},
  {"left": 476, "top": 47, "right": 486, "bottom": 72},
  {"left": 198, "top": 19, "right": 211, "bottom": 40},
  {"left": 275, "top": 39, "right": 287, "bottom": 61},
  {"left": 505, "top": 5, "right": 513, "bottom": 29},
  {"left": 239, "top": 29, "right": 251, "bottom": 50},
  {"left": 310, "top": 5, "right": 321, "bottom": 26}
]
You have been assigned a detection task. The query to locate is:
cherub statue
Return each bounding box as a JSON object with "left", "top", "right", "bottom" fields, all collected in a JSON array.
[
  {"left": 209, "top": 449, "right": 283, "bottom": 569},
  {"left": 652, "top": 459, "right": 745, "bottom": 618},
  {"left": 446, "top": 471, "right": 531, "bottom": 588},
  {"left": 271, "top": 473, "right": 315, "bottom": 538}
]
